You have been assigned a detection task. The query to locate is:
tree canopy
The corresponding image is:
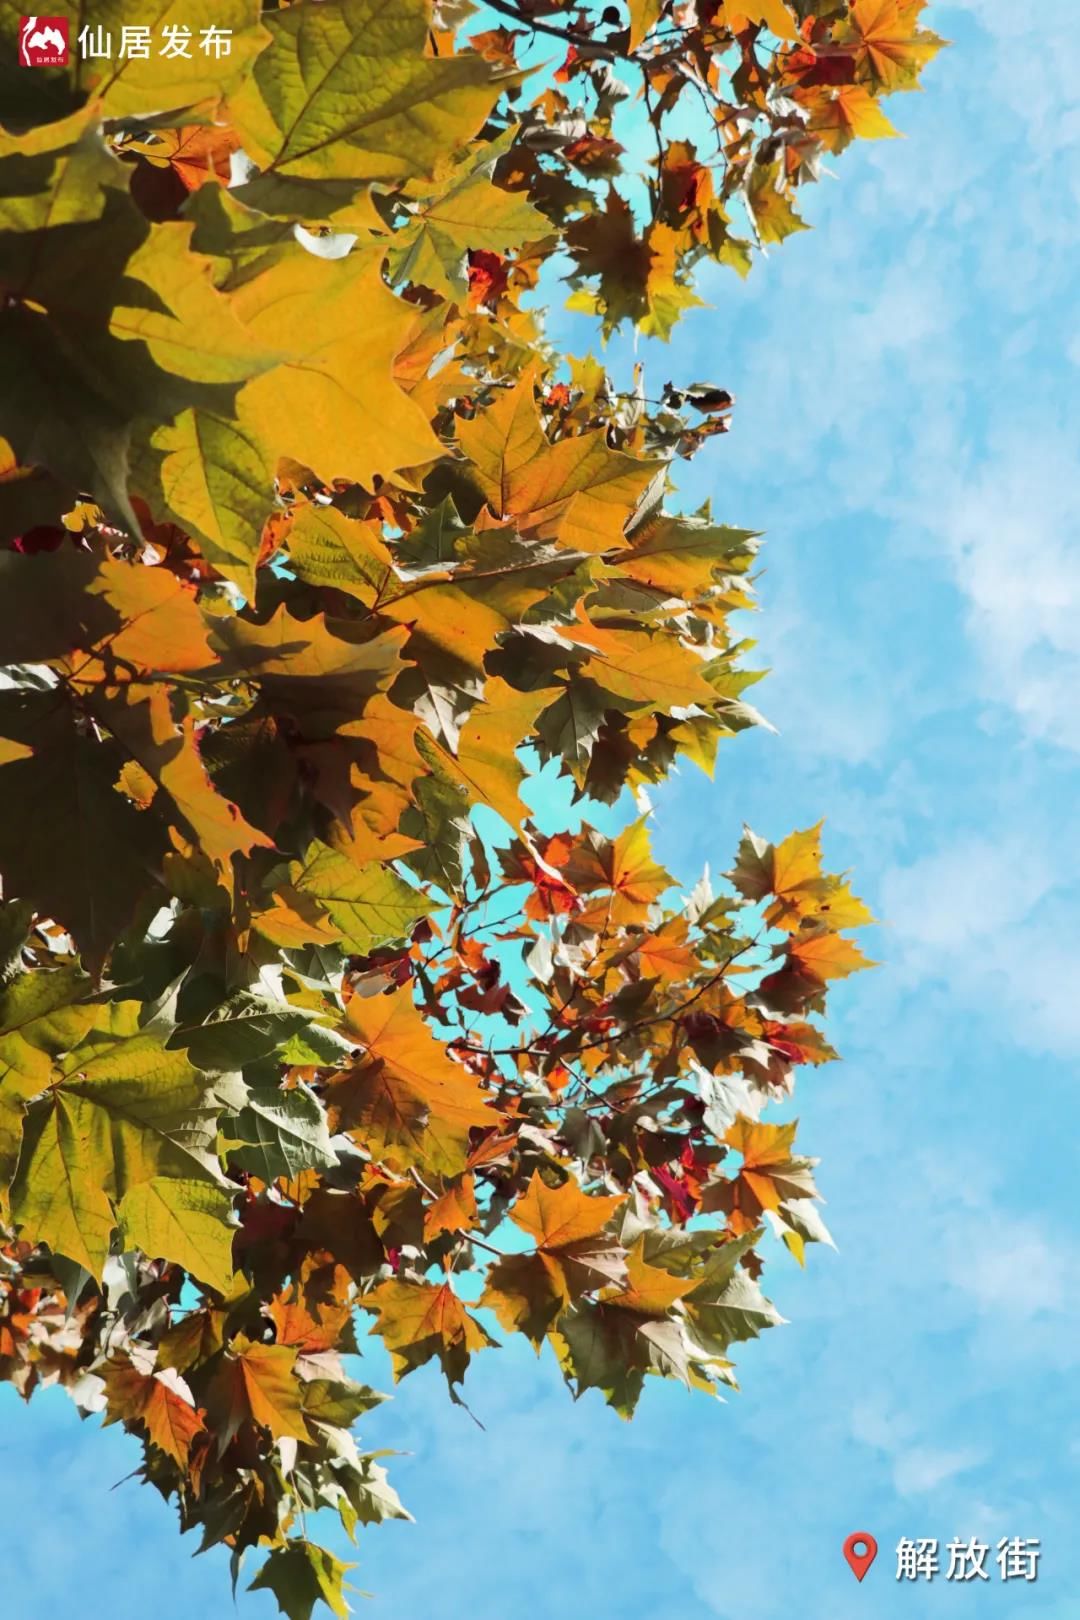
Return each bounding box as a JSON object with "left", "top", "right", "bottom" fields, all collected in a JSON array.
[{"left": 0, "top": 1, "right": 942, "bottom": 1614}]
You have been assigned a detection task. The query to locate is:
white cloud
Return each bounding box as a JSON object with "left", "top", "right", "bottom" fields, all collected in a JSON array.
[{"left": 893, "top": 1445, "right": 985, "bottom": 1496}]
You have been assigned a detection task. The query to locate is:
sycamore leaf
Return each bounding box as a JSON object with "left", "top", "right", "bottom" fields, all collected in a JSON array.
[
  {"left": 89, "top": 685, "right": 274, "bottom": 873},
  {"left": 551, "top": 1299, "right": 698, "bottom": 1417},
  {"left": 117, "top": 1178, "right": 236, "bottom": 1295},
  {"left": 230, "top": 243, "right": 442, "bottom": 491},
  {"left": 207, "top": 606, "right": 408, "bottom": 738},
  {"left": 602, "top": 1240, "right": 698, "bottom": 1316},
  {"left": 0, "top": 966, "right": 97, "bottom": 1204},
  {"left": 285, "top": 504, "right": 395, "bottom": 602},
  {"left": 681, "top": 1232, "right": 785, "bottom": 1354},
  {"left": 71, "top": 2, "right": 267, "bottom": 117},
  {"left": 174, "top": 991, "right": 313, "bottom": 1072},
  {"left": 789, "top": 928, "right": 874, "bottom": 982},
  {"left": 157, "top": 1308, "right": 227, "bottom": 1375},
  {"left": 328, "top": 986, "right": 496, "bottom": 1176},
  {"left": 482, "top": 1172, "right": 627, "bottom": 1346},
  {"left": 565, "top": 196, "right": 704, "bottom": 339},
  {"left": 559, "top": 614, "right": 718, "bottom": 710},
  {"left": 422, "top": 1174, "right": 478, "bottom": 1241},
  {"left": 510, "top": 1172, "right": 625, "bottom": 1250},
  {"left": 8, "top": 1001, "right": 228, "bottom": 1277},
  {"left": 140, "top": 399, "right": 278, "bottom": 598},
  {"left": 249, "top": 1540, "right": 356, "bottom": 1620},
  {"left": 364, "top": 1278, "right": 497, "bottom": 1390},
  {"left": 102, "top": 1357, "right": 207, "bottom": 1469},
  {"left": 730, "top": 0, "right": 798, "bottom": 39},
  {"left": 458, "top": 372, "right": 657, "bottom": 552},
  {"left": 803, "top": 83, "right": 900, "bottom": 151},
  {"left": 229, "top": 0, "right": 512, "bottom": 183},
  {"left": 210, "top": 1336, "right": 313, "bottom": 1448},
  {"left": 730, "top": 823, "right": 873, "bottom": 932},
  {"left": 291, "top": 843, "right": 431, "bottom": 953},
  {"left": 387, "top": 134, "right": 549, "bottom": 299},
  {"left": 227, "top": 1086, "right": 338, "bottom": 1183},
  {"left": 618, "top": 517, "right": 760, "bottom": 600},
  {"left": 627, "top": 0, "right": 664, "bottom": 50},
  {"left": 0, "top": 691, "right": 166, "bottom": 967},
  {"left": 838, "top": 0, "right": 947, "bottom": 92},
  {"left": 123, "top": 124, "right": 241, "bottom": 192},
  {"left": 564, "top": 818, "right": 672, "bottom": 926},
  {"left": 419, "top": 680, "right": 559, "bottom": 831},
  {"left": 747, "top": 162, "right": 808, "bottom": 244}
]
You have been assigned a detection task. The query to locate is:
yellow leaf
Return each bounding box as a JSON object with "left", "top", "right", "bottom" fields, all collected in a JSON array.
[
  {"left": 231, "top": 244, "right": 441, "bottom": 491},
  {"left": 728, "top": 0, "right": 798, "bottom": 40},
  {"left": 76, "top": 2, "right": 269, "bottom": 118},
  {"left": 458, "top": 370, "right": 657, "bottom": 552},
  {"left": 422, "top": 1174, "right": 478, "bottom": 1241},
  {"left": 790, "top": 930, "right": 874, "bottom": 982},
  {"left": 364, "top": 1278, "right": 496, "bottom": 1384},
  {"left": 228, "top": 0, "right": 513, "bottom": 183},
  {"left": 627, "top": 0, "right": 664, "bottom": 50},
  {"left": 217, "top": 1335, "right": 313, "bottom": 1444},
  {"left": 511, "top": 1171, "right": 625, "bottom": 1250},
  {"left": 92, "top": 685, "right": 273, "bottom": 872},
  {"left": 330, "top": 986, "right": 497, "bottom": 1176},
  {"left": 840, "top": 0, "right": 947, "bottom": 92},
  {"left": 117, "top": 1177, "right": 236, "bottom": 1295},
  {"left": 602, "top": 1240, "right": 697, "bottom": 1316},
  {"left": 559, "top": 611, "right": 718, "bottom": 709},
  {"left": 804, "top": 84, "right": 900, "bottom": 152},
  {"left": 421, "top": 679, "right": 559, "bottom": 830}
]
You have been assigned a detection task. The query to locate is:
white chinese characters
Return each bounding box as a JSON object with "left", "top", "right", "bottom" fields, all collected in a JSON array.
[
  {"left": 75, "top": 25, "right": 233, "bottom": 60},
  {"left": 895, "top": 1536, "right": 1041, "bottom": 1582}
]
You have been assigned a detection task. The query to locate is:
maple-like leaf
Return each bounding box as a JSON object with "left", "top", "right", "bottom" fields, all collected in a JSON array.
[
  {"left": 387, "top": 132, "right": 550, "bottom": 299},
  {"left": 838, "top": 0, "right": 947, "bottom": 92},
  {"left": 730, "top": 823, "right": 873, "bottom": 932},
  {"left": 102, "top": 1356, "right": 207, "bottom": 1469},
  {"left": 249, "top": 1540, "right": 356, "bottom": 1620},
  {"left": 209, "top": 1335, "right": 313, "bottom": 1448},
  {"left": 481, "top": 1172, "right": 626, "bottom": 1346},
  {"left": 328, "top": 986, "right": 497, "bottom": 1176},
  {"left": 228, "top": 0, "right": 513, "bottom": 183},
  {"left": 364, "top": 1278, "right": 497, "bottom": 1390},
  {"left": 458, "top": 371, "right": 657, "bottom": 552},
  {"left": 229, "top": 242, "right": 442, "bottom": 491},
  {"left": 9, "top": 1003, "right": 230, "bottom": 1278},
  {"left": 291, "top": 843, "right": 431, "bottom": 954}
]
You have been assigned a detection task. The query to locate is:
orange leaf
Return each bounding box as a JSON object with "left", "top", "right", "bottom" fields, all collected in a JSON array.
[
  {"left": 422, "top": 1173, "right": 478, "bottom": 1241},
  {"left": 331, "top": 986, "right": 498, "bottom": 1176},
  {"left": 213, "top": 1336, "right": 313, "bottom": 1445},
  {"left": 511, "top": 1171, "right": 624, "bottom": 1250},
  {"left": 102, "top": 1357, "right": 206, "bottom": 1469}
]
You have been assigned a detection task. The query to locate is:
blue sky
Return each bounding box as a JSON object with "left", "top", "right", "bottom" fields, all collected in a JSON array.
[{"left": 4, "top": 2, "right": 1079, "bottom": 1615}]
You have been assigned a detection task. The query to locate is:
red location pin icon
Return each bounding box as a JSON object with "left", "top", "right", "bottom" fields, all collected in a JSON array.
[{"left": 843, "top": 1532, "right": 878, "bottom": 1583}]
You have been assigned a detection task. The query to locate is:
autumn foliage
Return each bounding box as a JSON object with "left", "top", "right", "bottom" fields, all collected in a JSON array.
[{"left": 0, "top": 1, "right": 942, "bottom": 1614}]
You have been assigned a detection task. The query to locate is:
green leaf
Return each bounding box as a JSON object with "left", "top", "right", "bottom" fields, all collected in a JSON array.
[
  {"left": 135, "top": 400, "right": 278, "bottom": 598},
  {"left": 291, "top": 843, "right": 431, "bottom": 952},
  {"left": 118, "top": 1177, "right": 236, "bottom": 1294},
  {"left": 174, "top": 991, "right": 313, "bottom": 1071},
  {"left": 227, "top": 1084, "right": 338, "bottom": 1182},
  {"left": 248, "top": 1540, "right": 356, "bottom": 1620},
  {"left": 228, "top": 0, "right": 512, "bottom": 183},
  {"left": 386, "top": 131, "right": 549, "bottom": 298},
  {"left": 10, "top": 1003, "right": 229, "bottom": 1277}
]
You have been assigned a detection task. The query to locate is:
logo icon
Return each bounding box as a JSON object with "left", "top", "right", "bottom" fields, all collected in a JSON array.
[{"left": 19, "top": 15, "right": 70, "bottom": 66}]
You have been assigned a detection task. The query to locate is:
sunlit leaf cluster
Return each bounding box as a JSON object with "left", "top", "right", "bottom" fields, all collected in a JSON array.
[{"left": 0, "top": 0, "right": 941, "bottom": 1612}]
